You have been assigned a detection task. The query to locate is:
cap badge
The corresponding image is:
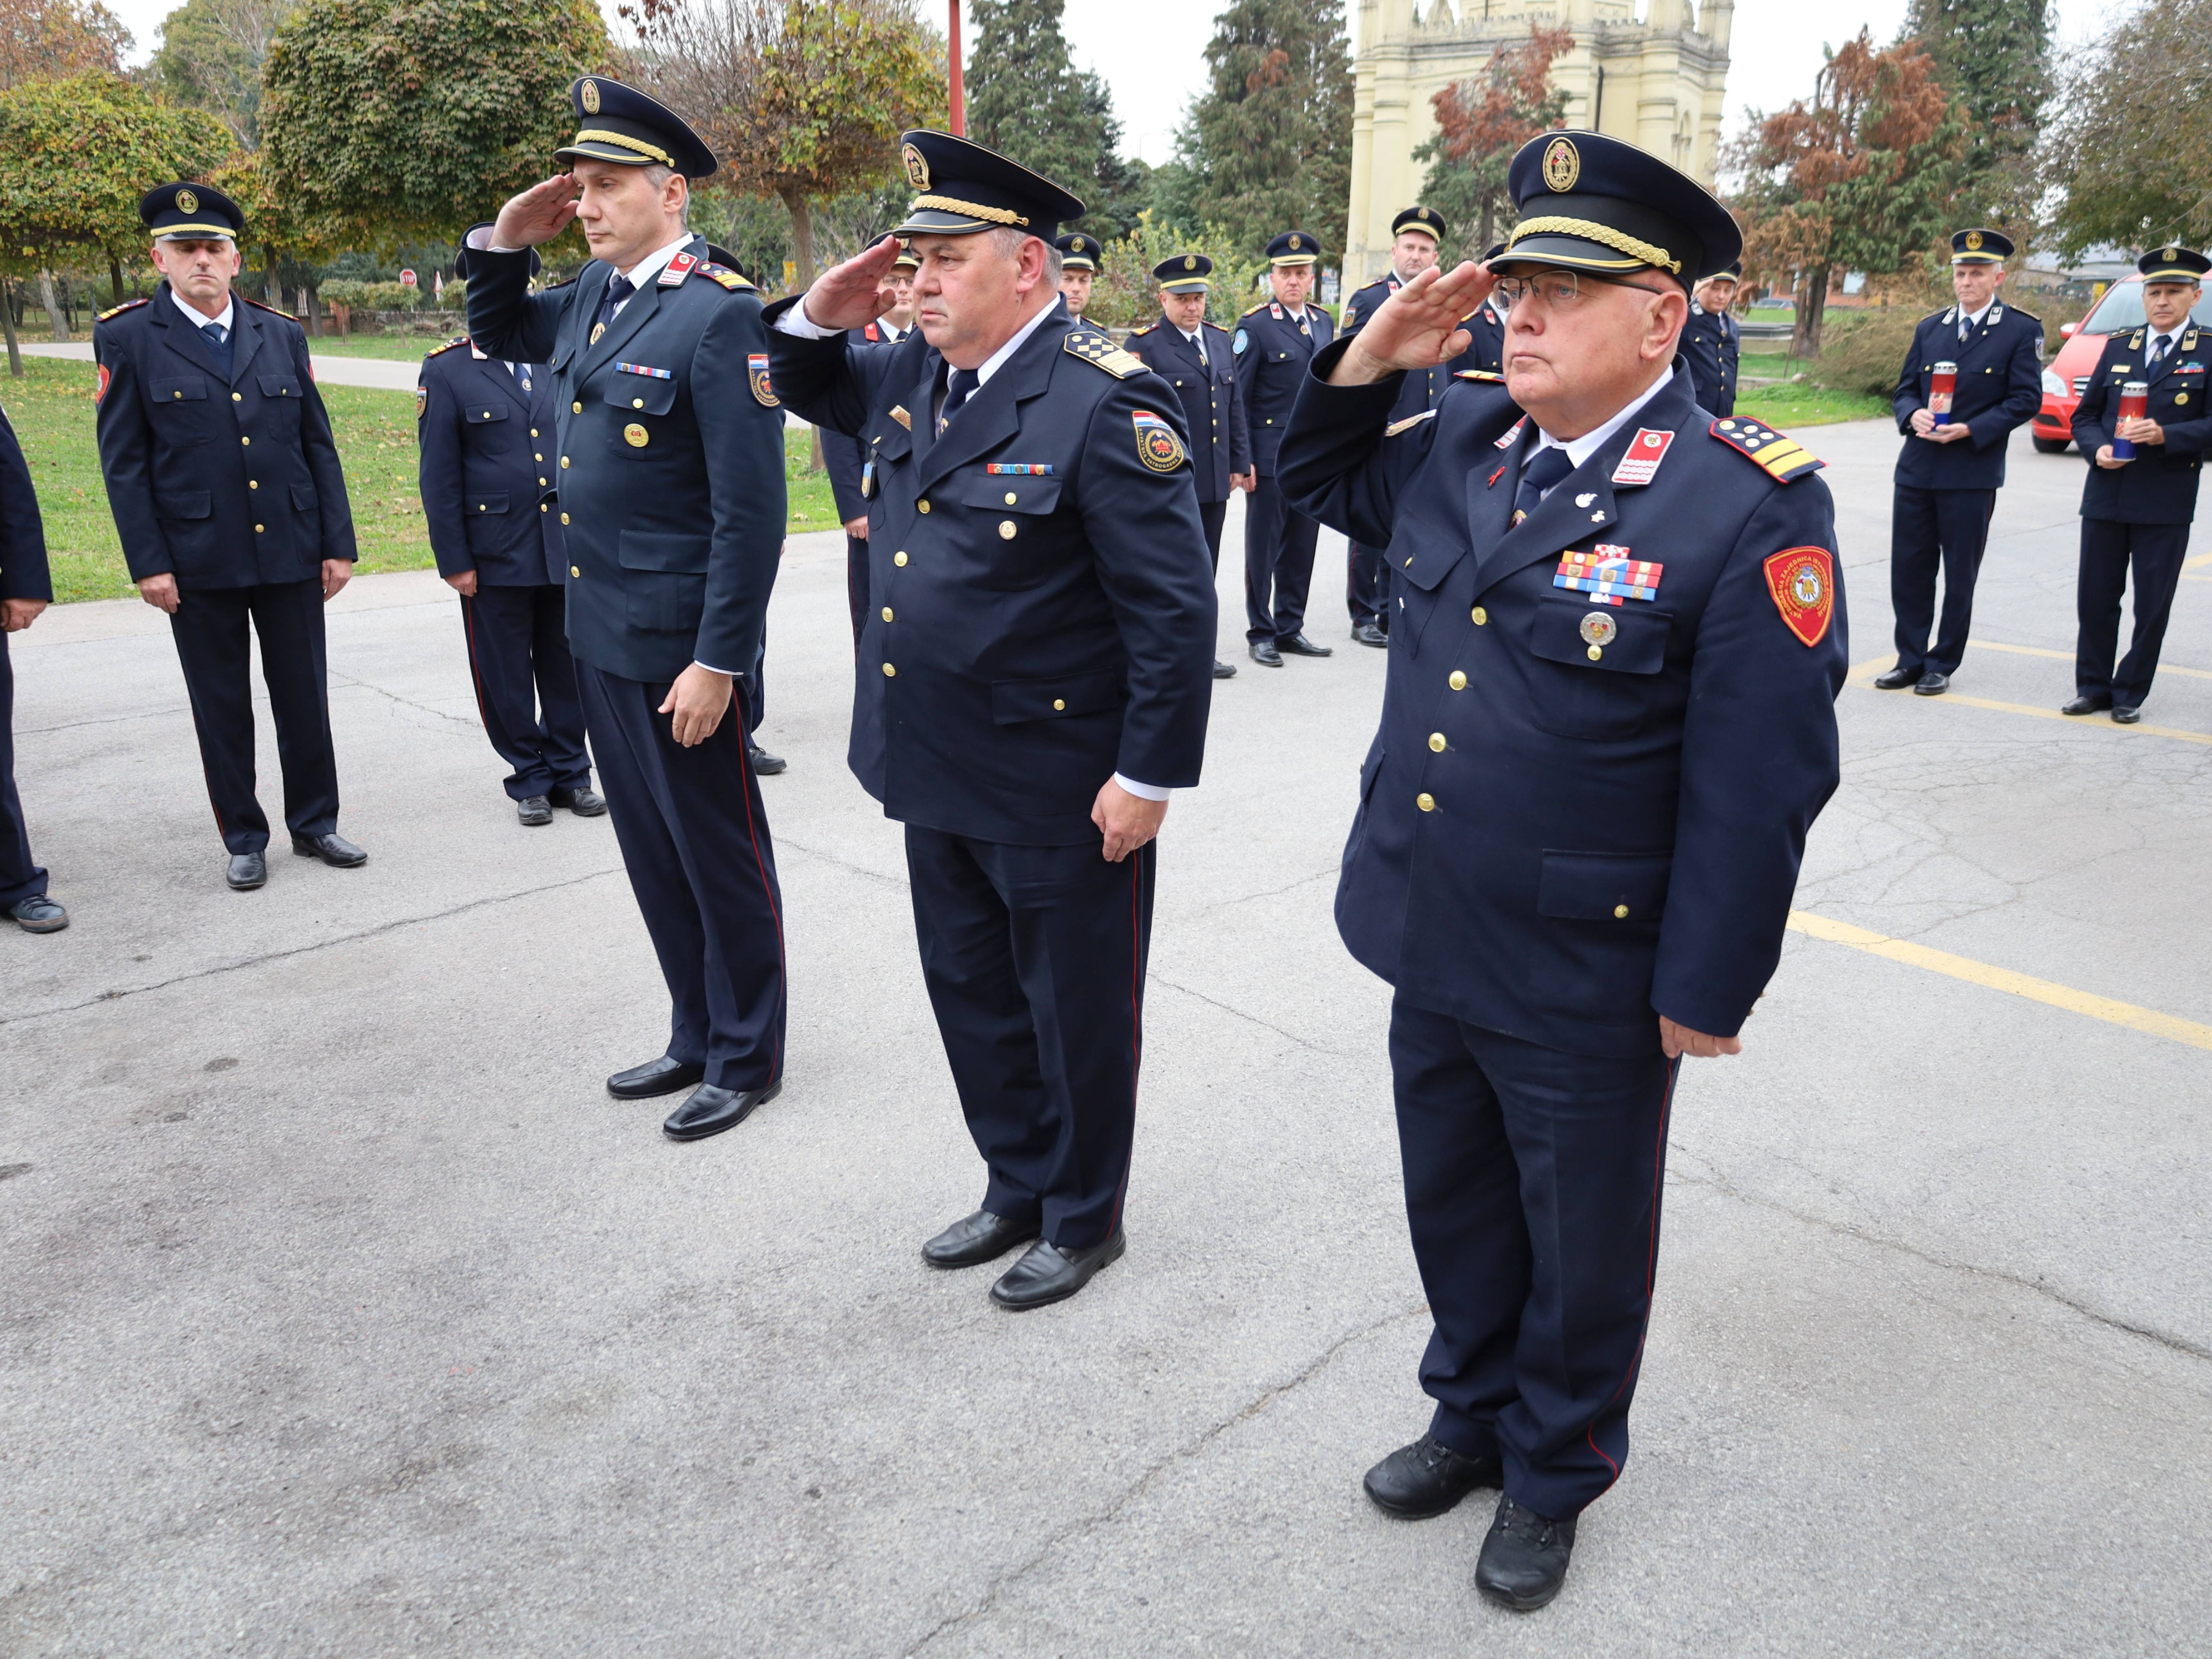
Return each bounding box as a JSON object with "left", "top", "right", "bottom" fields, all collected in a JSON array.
[
  {"left": 902, "top": 143, "right": 929, "bottom": 191},
  {"left": 1964, "top": 230, "right": 1983, "bottom": 251},
  {"left": 1185, "top": 255, "right": 1197, "bottom": 270},
  {"left": 1542, "top": 137, "right": 1579, "bottom": 193},
  {"left": 2164, "top": 246, "right": 2179, "bottom": 260},
  {"left": 580, "top": 79, "right": 600, "bottom": 115},
  {"left": 1072, "top": 237, "right": 1086, "bottom": 252},
  {"left": 1417, "top": 208, "right": 1431, "bottom": 221},
  {"left": 1288, "top": 234, "right": 1302, "bottom": 251},
  {"left": 174, "top": 187, "right": 199, "bottom": 215},
  {"left": 1579, "top": 611, "right": 1618, "bottom": 648}
]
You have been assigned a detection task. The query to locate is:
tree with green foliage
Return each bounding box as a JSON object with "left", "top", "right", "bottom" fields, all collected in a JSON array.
[
  {"left": 965, "top": 0, "right": 1124, "bottom": 232},
  {"left": 1081, "top": 208, "right": 1266, "bottom": 330},
  {"left": 623, "top": 0, "right": 943, "bottom": 288},
  {"left": 0, "top": 0, "right": 129, "bottom": 90},
  {"left": 149, "top": 0, "right": 286, "bottom": 147},
  {"left": 260, "top": 0, "right": 609, "bottom": 250},
  {"left": 2042, "top": 0, "right": 2212, "bottom": 256},
  {"left": 1899, "top": 0, "right": 2049, "bottom": 223},
  {"left": 1415, "top": 25, "right": 1573, "bottom": 260},
  {"left": 1179, "top": 0, "right": 1353, "bottom": 252}
]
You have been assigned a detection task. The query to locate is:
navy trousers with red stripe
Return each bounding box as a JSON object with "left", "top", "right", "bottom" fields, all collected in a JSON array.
[
  {"left": 903, "top": 826, "right": 1154, "bottom": 1251},
  {"left": 577, "top": 660, "right": 785, "bottom": 1092},
  {"left": 1389, "top": 998, "right": 1678, "bottom": 1520},
  {"left": 460, "top": 585, "right": 588, "bottom": 801}
]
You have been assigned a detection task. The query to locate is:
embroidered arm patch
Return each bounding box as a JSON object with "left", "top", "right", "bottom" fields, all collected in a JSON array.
[{"left": 1764, "top": 546, "right": 1835, "bottom": 645}]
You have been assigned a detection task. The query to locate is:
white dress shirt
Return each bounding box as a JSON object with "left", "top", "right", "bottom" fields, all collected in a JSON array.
[
  {"left": 170, "top": 287, "right": 234, "bottom": 335},
  {"left": 607, "top": 234, "right": 696, "bottom": 315},
  {"left": 1527, "top": 364, "right": 1681, "bottom": 484},
  {"left": 1178, "top": 324, "right": 1207, "bottom": 365}
]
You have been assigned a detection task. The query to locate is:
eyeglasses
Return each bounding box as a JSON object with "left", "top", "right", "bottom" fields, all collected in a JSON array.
[{"left": 1491, "top": 269, "right": 1671, "bottom": 309}]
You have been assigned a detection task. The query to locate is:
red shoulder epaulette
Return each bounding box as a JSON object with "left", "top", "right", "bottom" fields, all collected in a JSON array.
[{"left": 1709, "top": 416, "right": 1823, "bottom": 484}]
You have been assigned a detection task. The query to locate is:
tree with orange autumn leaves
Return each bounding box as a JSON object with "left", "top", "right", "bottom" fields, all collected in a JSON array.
[{"left": 1415, "top": 26, "right": 1574, "bottom": 261}]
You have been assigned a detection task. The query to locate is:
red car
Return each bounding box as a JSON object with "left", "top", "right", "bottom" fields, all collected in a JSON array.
[{"left": 2032, "top": 273, "right": 2212, "bottom": 453}]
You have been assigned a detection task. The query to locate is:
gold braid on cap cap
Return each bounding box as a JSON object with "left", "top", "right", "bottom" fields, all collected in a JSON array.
[
  {"left": 1508, "top": 216, "right": 1680, "bottom": 275},
  {"left": 910, "top": 194, "right": 1030, "bottom": 227},
  {"left": 571, "top": 129, "right": 674, "bottom": 166}
]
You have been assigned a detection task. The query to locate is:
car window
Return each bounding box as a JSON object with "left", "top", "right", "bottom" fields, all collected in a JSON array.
[{"left": 2080, "top": 281, "right": 2212, "bottom": 334}]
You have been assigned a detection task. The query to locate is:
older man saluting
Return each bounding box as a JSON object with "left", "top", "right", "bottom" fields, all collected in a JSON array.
[
  {"left": 1280, "top": 132, "right": 1848, "bottom": 1609},
  {"left": 768, "top": 132, "right": 1217, "bottom": 1310}
]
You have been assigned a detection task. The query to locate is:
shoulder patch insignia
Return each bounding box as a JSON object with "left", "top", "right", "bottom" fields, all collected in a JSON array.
[
  {"left": 424, "top": 336, "right": 467, "bottom": 358},
  {"left": 415, "top": 384, "right": 427, "bottom": 419},
  {"left": 700, "top": 262, "right": 754, "bottom": 291},
  {"left": 243, "top": 296, "right": 295, "bottom": 320},
  {"left": 1232, "top": 327, "right": 1249, "bottom": 356},
  {"left": 1453, "top": 368, "right": 1505, "bottom": 382},
  {"left": 1764, "top": 546, "right": 1836, "bottom": 646},
  {"left": 1065, "top": 328, "right": 1142, "bottom": 377},
  {"left": 97, "top": 298, "right": 150, "bottom": 322},
  {"left": 1133, "top": 409, "right": 1186, "bottom": 472},
  {"left": 95, "top": 362, "right": 112, "bottom": 403},
  {"left": 748, "top": 353, "right": 777, "bottom": 406},
  {"left": 1709, "top": 417, "right": 1823, "bottom": 484}
]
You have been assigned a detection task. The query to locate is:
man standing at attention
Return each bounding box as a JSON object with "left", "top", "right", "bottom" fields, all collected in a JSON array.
[
  {"left": 2, "top": 400, "right": 64, "bottom": 932},
  {"left": 768, "top": 132, "right": 1217, "bottom": 1310},
  {"left": 1683, "top": 259, "right": 1741, "bottom": 417},
  {"left": 1877, "top": 228, "right": 2042, "bottom": 696},
  {"left": 1055, "top": 233, "right": 1098, "bottom": 319},
  {"left": 1280, "top": 132, "right": 1847, "bottom": 1609},
  {"left": 95, "top": 183, "right": 364, "bottom": 893},
  {"left": 469, "top": 79, "right": 789, "bottom": 1144},
  {"left": 1236, "top": 231, "right": 1335, "bottom": 667}
]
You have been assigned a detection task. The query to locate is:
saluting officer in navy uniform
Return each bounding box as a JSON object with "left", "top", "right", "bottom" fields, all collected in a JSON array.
[
  {"left": 94, "top": 183, "right": 364, "bottom": 892},
  {"left": 1125, "top": 253, "right": 1251, "bottom": 679},
  {"left": 1237, "top": 230, "right": 1336, "bottom": 666},
  {"left": 1877, "top": 227, "right": 2043, "bottom": 695},
  {"left": 417, "top": 232, "right": 604, "bottom": 828},
  {"left": 2, "top": 401, "right": 65, "bottom": 932},
  {"left": 468, "top": 79, "right": 789, "bottom": 1144},
  {"left": 823, "top": 247, "right": 920, "bottom": 643},
  {"left": 2063, "top": 246, "right": 2211, "bottom": 723},
  {"left": 767, "top": 132, "right": 1217, "bottom": 1310},
  {"left": 1280, "top": 131, "right": 1846, "bottom": 1610},
  {"left": 1683, "top": 259, "right": 1741, "bottom": 416},
  {"left": 1054, "top": 231, "right": 1098, "bottom": 320}
]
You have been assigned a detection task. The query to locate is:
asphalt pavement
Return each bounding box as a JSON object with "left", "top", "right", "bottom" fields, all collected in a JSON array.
[{"left": 3, "top": 417, "right": 2208, "bottom": 1656}]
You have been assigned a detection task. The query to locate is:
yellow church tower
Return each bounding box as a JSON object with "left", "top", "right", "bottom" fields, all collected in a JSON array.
[{"left": 1345, "top": 0, "right": 1733, "bottom": 284}]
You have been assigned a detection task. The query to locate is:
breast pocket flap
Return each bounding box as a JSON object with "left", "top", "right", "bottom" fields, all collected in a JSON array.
[
  {"left": 1530, "top": 596, "right": 1671, "bottom": 675},
  {"left": 469, "top": 493, "right": 509, "bottom": 515},
  {"left": 151, "top": 377, "right": 207, "bottom": 403},
  {"left": 1391, "top": 511, "right": 1468, "bottom": 593},
  {"left": 256, "top": 374, "right": 302, "bottom": 398},
  {"left": 1537, "top": 850, "right": 1673, "bottom": 922},
  {"left": 618, "top": 531, "right": 709, "bottom": 573},
  {"left": 463, "top": 403, "right": 510, "bottom": 424},
  {"left": 990, "top": 668, "right": 1127, "bottom": 725},
  {"left": 603, "top": 376, "right": 679, "bottom": 417},
  {"left": 955, "top": 473, "right": 1063, "bottom": 514}
]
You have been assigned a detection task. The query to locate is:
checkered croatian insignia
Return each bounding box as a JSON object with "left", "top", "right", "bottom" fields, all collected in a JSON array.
[
  {"left": 1610, "top": 428, "right": 1675, "bottom": 486},
  {"left": 1764, "top": 546, "right": 1835, "bottom": 645},
  {"left": 1555, "top": 546, "right": 1662, "bottom": 607},
  {"left": 1133, "top": 409, "right": 1186, "bottom": 473},
  {"left": 748, "top": 353, "right": 777, "bottom": 406}
]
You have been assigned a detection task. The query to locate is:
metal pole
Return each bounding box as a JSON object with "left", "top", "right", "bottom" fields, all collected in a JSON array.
[{"left": 948, "top": 0, "right": 965, "bottom": 135}]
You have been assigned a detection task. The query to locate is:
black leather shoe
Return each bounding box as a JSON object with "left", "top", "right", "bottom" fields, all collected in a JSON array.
[
  {"left": 1250, "top": 640, "right": 1283, "bottom": 667},
  {"left": 1913, "top": 671, "right": 1951, "bottom": 696},
  {"left": 748, "top": 744, "right": 787, "bottom": 775},
  {"left": 225, "top": 851, "right": 267, "bottom": 890},
  {"left": 2060, "top": 694, "right": 2111, "bottom": 716},
  {"left": 662, "top": 1079, "right": 780, "bottom": 1141},
  {"left": 1352, "top": 620, "right": 1389, "bottom": 648},
  {"left": 291, "top": 832, "right": 367, "bottom": 867},
  {"left": 7, "top": 894, "right": 67, "bottom": 933},
  {"left": 606, "top": 1054, "right": 706, "bottom": 1099},
  {"left": 990, "top": 1230, "right": 1125, "bottom": 1310},
  {"left": 551, "top": 785, "right": 607, "bottom": 816},
  {"left": 922, "top": 1209, "right": 1042, "bottom": 1268},
  {"left": 1362, "top": 1434, "right": 1503, "bottom": 1519},
  {"left": 1474, "top": 1495, "right": 1578, "bottom": 1611},
  {"left": 1279, "top": 633, "right": 1334, "bottom": 657},
  {"left": 1873, "top": 666, "right": 1922, "bottom": 690},
  {"left": 517, "top": 795, "right": 554, "bottom": 827},
  {"left": 2113, "top": 704, "right": 2142, "bottom": 724},
  {"left": 1212, "top": 658, "right": 1238, "bottom": 679}
]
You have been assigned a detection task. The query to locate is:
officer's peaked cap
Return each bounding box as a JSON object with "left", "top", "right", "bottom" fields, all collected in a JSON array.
[
  {"left": 1949, "top": 227, "right": 2012, "bottom": 264},
  {"left": 1266, "top": 231, "right": 1320, "bottom": 266},
  {"left": 1154, "top": 253, "right": 1212, "bottom": 292},
  {"left": 1053, "top": 233, "right": 1099, "bottom": 271},
  {"left": 893, "top": 131, "right": 1084, "bottom": 238},
  {"left": 2138, "top": 244, "right": 2210, "bottom": 283},
  {"left": 1495, "top": 132, "right": 1739, "bottom": 289},
  {"left": 557, "top": 77, "right": 717, "bottom": 180},
  {"left": 142, "top": 182, "right": 242, "bottom": 242},
  {"left": 1392, "top": 206, "right": 1446, "bottom": 242}
]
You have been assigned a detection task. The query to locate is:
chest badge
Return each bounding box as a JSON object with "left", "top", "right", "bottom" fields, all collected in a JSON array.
[
  {"left": 1763, "top": 546, "right": 1835, "bottom": 647},
  {"left": 748, "top": 353, "right": 778, "bottom": 407},
  {"left": 1610, "top": 427, "right": 1675, "bottom": 487},
  {"left": 1579, "top": 611, "right": 1617, "bottom": 648},
  {"left": 889, "top": 404, "right": 912, "bottom": 430},
  {"left": 624, "top": 422, "right": 649, "bottom": 447},
  {"left": 1133, "top": 409, "right": 1186, "bottom": 473}
]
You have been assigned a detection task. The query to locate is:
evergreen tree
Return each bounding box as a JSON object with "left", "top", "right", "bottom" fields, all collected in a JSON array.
[
  {"left": 1179, "top": 0, "right": 1353, "bottom": 252},
  {"left": 966, "top": 0, "right": 1123, "bottom": 232},
  {"left": 2043, "top": 0, "right": 2212, "bottom": 254},
  {"left": 1900, "top": 0, "right": 2051, "bottom": 222}
]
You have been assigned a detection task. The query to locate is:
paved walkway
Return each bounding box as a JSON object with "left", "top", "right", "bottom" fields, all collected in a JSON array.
[
  {"left": 2, "top": 421, "right": 2206, "bottom": 1655},
  {"left": 17, "top": 338, "right": 423, "bottom": 391}
]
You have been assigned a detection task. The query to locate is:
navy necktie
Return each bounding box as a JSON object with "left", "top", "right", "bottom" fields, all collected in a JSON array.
[
  {"left": 200, "top": 320, "right": 232, "bottom": 378},
  {"left": 2148, "top": 335, "right": 2170, "bottom": 368},
  {"left": 1512, "top": 445, "right": 1574, "bottom": 525},
  {"left": 941, "top": 367, "right": 979, "bottom": 431},
  {"left": 593, "top": 274, "right": 633, "bottom": 337}
]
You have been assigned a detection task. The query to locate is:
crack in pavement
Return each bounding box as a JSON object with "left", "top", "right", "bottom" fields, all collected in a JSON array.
[
  {"left": 18, "top": 702, "right": 195, "bottom": 737},
  {"left": 903, "top": 1300, "right": 1428, "bottom": 1656},
  {"left": 774, "top": 836, "right": 909, "bottom": 891},
  {"left": 1190, "top": 864, "right": 1337, "bottom": 918},
  {"left": 1668, "top": 1157, "right": 2212, "bottom": 1364},
  {"left": 1148, "top": 973, "right": 1363, "bottom": 1060},
  {"left": 330, "top": 675, "right": 483, "bottom": 732},
  {"left": 0, "top": 867, "right": 626, "bottom": 1030}
]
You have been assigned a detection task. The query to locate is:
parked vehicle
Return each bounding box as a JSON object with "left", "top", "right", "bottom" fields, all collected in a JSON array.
[{"left": 2032, "top": 274, "right": 2212, "bottom": 453}]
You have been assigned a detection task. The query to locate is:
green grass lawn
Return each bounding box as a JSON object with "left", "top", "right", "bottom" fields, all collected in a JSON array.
[
  {"left": 1734, "top": 382, "right": 1892, "bottom": 428},
  {"left": 309, "top": 332, "right": 469, "bottom": 361},
  {"left": 3, "top": 356, "right": 838, "bottom": 603}
]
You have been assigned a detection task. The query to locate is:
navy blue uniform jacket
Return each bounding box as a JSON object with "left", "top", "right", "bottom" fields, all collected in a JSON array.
[
  {"left": 1892, "top": 301, "right": 2044, "bottom": 491},
  {"left": 1683, "top": 301, "right": 1739, "bottom": 416},
  {"left": 765, "top": 299, "right": 1218, "bottom": 847},
  {"left": 1235, "top": 300, "right": 1335, "bottom": 474},
  {"left": 465, "top": 237, "right": 786, "bottom": 685},
  {"left": 416, "top": 339, "right": 567, "bottom": 585},
  {"left": 1, "top": 405, "right": 48, "bottom": 603},
  {"left": 1340, "top": 275, "right": 1501, "bottom": 420},
  {"left": 1280, "top": 356, "right": 1847, "bottom": 1057},
  {"left": 2070, "top": 325, "right": 2210, "bottom": 524},
  {"left": 93, "top": 288, "right": 356, "bottom": 587},
  {"left": 1123, "top": 318, "right": 1250, "bottom": 502}
]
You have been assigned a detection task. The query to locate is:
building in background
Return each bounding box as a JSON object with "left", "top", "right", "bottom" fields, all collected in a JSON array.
[{"left": 1345, "top": 0, "right": 1732, "bottom": 284}]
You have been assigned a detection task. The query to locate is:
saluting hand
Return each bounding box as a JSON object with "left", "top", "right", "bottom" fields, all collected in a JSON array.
[
  {"left": 491, "top": 175, "right": 583, "bottom": 251},
  {"left": 801, "top": 237, "right": 905, "bottom": 332},
  {"left": 1328, "top": 263, "right": 1495, "bottom": 386}
]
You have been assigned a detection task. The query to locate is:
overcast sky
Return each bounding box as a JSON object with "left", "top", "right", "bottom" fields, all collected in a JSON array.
[{"left": 101, "top": 0, "right": 2091, "bottom": 168}]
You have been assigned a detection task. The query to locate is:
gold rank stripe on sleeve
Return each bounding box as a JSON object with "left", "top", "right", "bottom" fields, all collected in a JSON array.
[
  {"left": 1708, "top": 417, "right": 1824, "bottom": 483},
  {"left": 1384, "top": 409, "right": 1438, "bottom": 437},
  {"left": 97, "top": 298, "right": 150, "bottom": 321},
  {"left": 1063, "top": 328, "right": 1143, "bottom": 378}
]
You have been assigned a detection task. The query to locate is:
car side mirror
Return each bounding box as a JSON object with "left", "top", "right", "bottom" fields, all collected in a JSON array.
[{"left": 2059, "top": 321, "right": 2079, "bottom": 338}]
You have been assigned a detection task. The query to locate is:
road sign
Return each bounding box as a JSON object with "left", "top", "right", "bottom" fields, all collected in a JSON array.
[{"left": 399, "top": 269, "right": 418, "bottom": 288}]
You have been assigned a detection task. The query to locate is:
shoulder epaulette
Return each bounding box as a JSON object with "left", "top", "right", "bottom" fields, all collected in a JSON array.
[
  {"left": 1454, "top": 368, "right": 1506, "bottom": 383},
  {"left": 1064, "top": 326, "right": 1144, "bottom": 378},
  {"left": 699, "top": 263, "right": 753, "bottom": 291},
  {"left": 97, "top": 298, "right": 150, "bottom": 321},
  {"left": 1929, "top": 306, "right": 1953, "bottom": 322},
  {"left": 1384, "top": 409, "right": 1437, "bottom": 438},
  {"left": 243, "top": 296, "right": 295, "bottom": 320},
  {"left": 1130, "top": 322, "right": 1154, "bottom": 336},
  {"left": 424, "top": 336, "right": 468, "bottom": 359},
  {"left": 1710, "top": 416, "right": 1823, "bottom": 484},
  {"left": 1241, "top": 303, "right": 1269, "bottom": 319}
]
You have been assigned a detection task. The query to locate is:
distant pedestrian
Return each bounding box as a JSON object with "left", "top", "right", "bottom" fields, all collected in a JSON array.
[
  {"left": 1235, "top": 229, "right": 1335, "bottom": 667},
  {"left": 1054, "top": 232, "right": 1098, "bottom": 319},
  {"left": 1683, "top": 259, "right": 1741, "bottom": 416}
]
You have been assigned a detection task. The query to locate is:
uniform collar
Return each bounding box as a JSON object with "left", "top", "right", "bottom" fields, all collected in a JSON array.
[
  {"left": 1531, "top": 364, "right": 1680, "bottom": 473},
  {"left": 971, "top": 297, "right": 1062, "bottom": 389},
  {"left": 169, "top": 285, "right": 233, "bottom": 334},
  {"left": 616, "top": 232, "right": 697, "bottom": 286}
]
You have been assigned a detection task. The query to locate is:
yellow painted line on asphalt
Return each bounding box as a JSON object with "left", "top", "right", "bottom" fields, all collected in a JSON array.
[
  {"left": 1844, "top": 656, "right": 2212, "bottom": 745},
  {"left": 1973, "top": 639, "right": 2212, "bottom": 682},
  {"left": 1787, "top": 911, "right": 2212, "bottom": 1052},
  {"left": 2185, "top": 552, "right": 2212, "bottom": 570}
]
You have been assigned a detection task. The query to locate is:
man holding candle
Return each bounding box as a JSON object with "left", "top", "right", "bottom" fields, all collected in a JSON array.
[
  {"left": 2063, "top": 246, "right": 2210, "bottom": 724},
  {"left": 1877, "top": 228, "right": 2044, "bottom": 696}
]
